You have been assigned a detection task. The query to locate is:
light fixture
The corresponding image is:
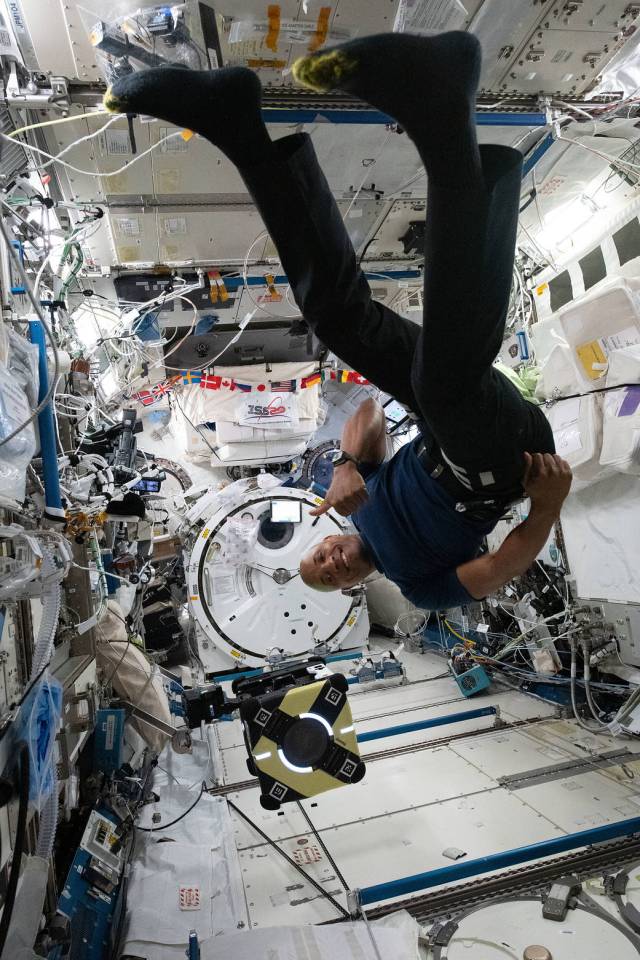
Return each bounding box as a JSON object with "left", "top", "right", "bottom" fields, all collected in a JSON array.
[{"left": 535, "top": 195, "right": 594, "bottom": 253}]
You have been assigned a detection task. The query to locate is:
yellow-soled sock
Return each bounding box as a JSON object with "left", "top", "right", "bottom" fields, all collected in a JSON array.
[
  {"left": 103, "top": 87, "right": 126, "bottom": 113},
  {"left": 291, "top": 50, "right": 356, "bottom": 93}
]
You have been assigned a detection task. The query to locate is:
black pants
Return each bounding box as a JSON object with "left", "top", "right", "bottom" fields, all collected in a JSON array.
[{"left": 240, "top": 134, "right": 554, "bottom": 504}]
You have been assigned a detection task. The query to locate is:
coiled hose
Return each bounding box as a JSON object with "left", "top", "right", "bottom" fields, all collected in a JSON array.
[{"left": 29, "top": 546, "right": 61, "bottom": 681}]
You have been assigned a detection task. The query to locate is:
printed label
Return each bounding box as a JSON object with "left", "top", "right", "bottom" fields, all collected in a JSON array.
[
  {"left": 160, "top": 127, "right": 189, "bottom": 153},
  {"left": 104, "top": 715, "right": 115, "bottom": 751},
  {"left": 551, "top": 396, "right": 583, "bottom": 455},
  {"left": 394, "top": 0, "right": 467, "bottom": 33},
  {"left": 162, "top": 217, "right": 187, "bottom": 236},
  {"left": 292, "top": 845, "right": 322, "bottom": 865},
  {"left": 113, "top": 216, "right": 140, "bottom": 238},
  {"left": 100, "top": 129, "right": 131, "bottom": 156},
  {"left": 577, "top": 326, "right": 640, "bottom": 379},
  {"left": 179, "top": 886, "right": 201, "bottom": 910},
  {"left": 237, "top": 393, "right": 297, "bottom": 431}
]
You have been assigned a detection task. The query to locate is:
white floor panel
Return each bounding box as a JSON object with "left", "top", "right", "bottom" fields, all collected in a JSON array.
[
  {"left": 231, "top": 747, "right": 497, "bottom": 847},
  {"left": 300, "top": 747, "right": 497, "bottom": 832},
  {"left": 515, "top": 759, "right": 640, "bottom": 832},
  {"left": 212, "top": 659, "right": 640, "bottom": 928},
  {"left": 316, "top": 789, "right": 565, "bottom": 889},
  {"left": 235, "top": 789, "right": 566, "bottom": 925},
  {"left": 522, "top": 717, "right": 640, "bottom": 757},
  {"left": 237, "top": 842, "right": 348, "bottom": 927},
  {"left": 349, "top": 679, "right": 464, "bottom": 719},
  {"left": 219, "top": 744, "right": 255, "bottom": 785},
  {"left": 229, "top": 789, "right": 312, "bottom": 848},
  {"left": 488, "top": 689, "right": 558, "bottom": 722},
  {"left": 450, "top": 727, "right": 594, "bottom": 780},
  {"left": 354, "top": 699, "right": 506, "bottom": 757},
  {"left": 213, "top": 718, "right": 245, "bottom": 752}
]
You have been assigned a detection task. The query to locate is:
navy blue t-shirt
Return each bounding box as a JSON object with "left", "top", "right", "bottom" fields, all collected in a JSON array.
[{"left": 351, "top": 438, "right": 498, "bottom": 610}]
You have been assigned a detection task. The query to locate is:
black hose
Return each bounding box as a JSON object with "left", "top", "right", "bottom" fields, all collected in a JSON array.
[
  {"left": 227, "top": 799, "right": 349, "bottom": 919},
  {"left": 137, "top": 783, "right": 206, "bottom": 832},
  {"left": 0, "top": 742, "right": 30, "bottom": 959}
]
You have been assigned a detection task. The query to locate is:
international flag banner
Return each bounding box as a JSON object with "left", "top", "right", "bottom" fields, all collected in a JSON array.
[
  {"left": 132, "top": 390, "right": 156, "bottom": 407},
  {"left": 322, "top": 368, "right": 370, "bottom": 385},
  {"left": 300, "top": 372, "right": 321, "bottom": 389},
  {"left": 182, "top": 370, "right": 202, "bottom": 385},
  {"left": 269, "top": 379, "right": 296, "bottom": 392},
  {"left": 151, "top": 377, "right": 179, "bottom": 398},
  {"left": 234, "top": 381, "right": 252, "bottom": 393},
  {"left": 200, "top": 374, "right": 222, "bottom": 390}
]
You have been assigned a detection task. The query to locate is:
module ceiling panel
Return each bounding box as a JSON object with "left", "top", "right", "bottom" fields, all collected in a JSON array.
[
  {"left": 363, "top": 198, "right": 426, "bottom": 260},
  {"left": 215, "top": 0, "right": 406, "bottom": 81},
  {"left": 148, "top": 124, "right": 248, "bottom": 199},
  {"left": 100, "top": 206, "right": 269, "bottom": 266},
  {"left": 261, "top": 197, "right": 386, "bottom": 259},
  {"left": 210, "top": 0, "right": 640, "bottom": 97},
  {"left": 48, "top": 114, "right": 427, "bottom": 204},
  {"left": 13, "top": 0, "right": 640, "bottom": 98},
  {"left": 13, "top": 0, "right": 209, "bottom": 82},
  {"left": 309, "top": 123, "right": 425, "bottom": 199},
  {"left": 13, "top": 0, "right": 100, "bottom": 80},
  {"left": 474, "top": 0, "right": 640, "bottom": 96}
]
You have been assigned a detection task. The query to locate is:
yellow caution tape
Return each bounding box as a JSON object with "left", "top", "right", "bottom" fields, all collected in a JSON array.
[
  {"left": 309, "top": 6, "right": 331, "bottom": 52},
  {"left": 265, "top": 4, "right": 281, "bottom": 52}
]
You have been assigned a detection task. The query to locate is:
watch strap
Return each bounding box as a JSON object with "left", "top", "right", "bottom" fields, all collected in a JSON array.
[{"left": 334, "top": 451, "right": 360, "bottom": 469}]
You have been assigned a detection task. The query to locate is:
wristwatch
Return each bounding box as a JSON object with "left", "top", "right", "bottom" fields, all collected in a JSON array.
[{"left": 330, "top": 451, "right": 360, "bottom": 469}]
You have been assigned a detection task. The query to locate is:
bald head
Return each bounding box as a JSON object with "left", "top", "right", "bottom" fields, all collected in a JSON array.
[{"left": 299, "top": 534, "right": 375, "bottom": 591}]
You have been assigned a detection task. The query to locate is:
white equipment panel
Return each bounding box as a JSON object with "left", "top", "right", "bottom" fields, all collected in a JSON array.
[{"left": 185, "top": 483, "right": 368, "bottom": 668}]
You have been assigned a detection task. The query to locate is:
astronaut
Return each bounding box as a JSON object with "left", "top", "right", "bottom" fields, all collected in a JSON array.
[{"left": 105, "top": 30, "right": 572, "bottom": 610}]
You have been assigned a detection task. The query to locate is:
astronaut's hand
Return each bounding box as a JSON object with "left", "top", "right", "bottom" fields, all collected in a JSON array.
[
  {"left": 523, "top": 452, "right": 572, "bottom": 517},
  {"left": 309, "top": 462, "right": 369, "bottom": 517}
]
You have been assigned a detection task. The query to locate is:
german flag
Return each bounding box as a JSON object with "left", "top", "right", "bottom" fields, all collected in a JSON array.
[{"left": 300, "top": 372, "right": 321, "bottom": 389}]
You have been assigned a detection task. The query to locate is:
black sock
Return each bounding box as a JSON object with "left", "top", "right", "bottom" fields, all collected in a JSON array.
[
  {"left": 293, "top": 31, "right": 483, "bottom": 191},
  {"left": 104, "top": 66, "right": 273, "bottom": 168}
]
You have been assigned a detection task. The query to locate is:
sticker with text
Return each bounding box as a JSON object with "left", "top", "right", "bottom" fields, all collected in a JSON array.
[{"left": 179, "top": 886, "right": 201, "bottom": 910}]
